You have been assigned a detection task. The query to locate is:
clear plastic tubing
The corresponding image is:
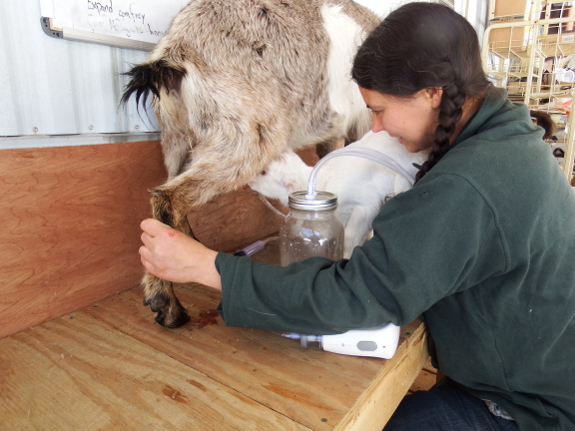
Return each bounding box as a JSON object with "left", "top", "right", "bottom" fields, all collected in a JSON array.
[{"left": 306, "top": 147, "right": 416, "bottom": 199}]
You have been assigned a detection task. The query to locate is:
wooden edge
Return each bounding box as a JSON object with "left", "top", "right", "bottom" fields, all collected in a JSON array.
[{"left": 332, "top": 323, "right": 429, "bottom": 431}]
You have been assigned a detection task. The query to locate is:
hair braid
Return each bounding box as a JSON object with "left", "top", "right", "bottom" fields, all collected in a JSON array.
[{"left": 414, "top": 82, "right": 466, "bottom": 183}]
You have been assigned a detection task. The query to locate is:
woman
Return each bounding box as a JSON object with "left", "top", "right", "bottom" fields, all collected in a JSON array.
[{"left": 139, "top": 3, "right": 575, "bottom": 430}]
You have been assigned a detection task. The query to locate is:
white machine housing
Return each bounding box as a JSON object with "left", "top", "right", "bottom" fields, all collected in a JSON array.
[{"left": 301, "top": 322, "right": 400, "bottom": 359}]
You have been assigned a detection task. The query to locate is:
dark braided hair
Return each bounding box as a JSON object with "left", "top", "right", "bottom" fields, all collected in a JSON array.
[{"left": 351, "top": 3, "right": 491, "bottom": 183}]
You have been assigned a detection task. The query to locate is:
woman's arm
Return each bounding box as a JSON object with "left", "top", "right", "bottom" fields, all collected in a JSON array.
[{"left": 139, "top": 218, "right": 222, "bottom": 291}]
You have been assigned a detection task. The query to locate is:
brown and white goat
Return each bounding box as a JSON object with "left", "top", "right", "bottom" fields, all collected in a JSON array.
[{"left": 121, "top": 0, "right": 380, "bottom": 327}]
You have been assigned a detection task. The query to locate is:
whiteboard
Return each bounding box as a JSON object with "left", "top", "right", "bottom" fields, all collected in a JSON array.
[{"left": 39, "top": 0, "right": 188, "bottom": 50}]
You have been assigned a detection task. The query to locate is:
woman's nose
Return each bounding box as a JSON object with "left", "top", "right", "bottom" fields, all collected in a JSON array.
[{"left": 371, "top": 114, "right": 385, "bottom": 133}]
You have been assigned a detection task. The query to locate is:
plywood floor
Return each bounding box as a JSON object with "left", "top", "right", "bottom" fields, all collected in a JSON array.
[
  {"left": 0, "top": 289, "right": 434, "bottom": 431},
  {"left": 0, "top": 243, "right": 436, "bottom": 431}
]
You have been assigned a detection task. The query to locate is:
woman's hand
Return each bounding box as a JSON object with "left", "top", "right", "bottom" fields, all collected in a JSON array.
[{"left": 139, "top": 219, "right": 222, "bottom": 291}]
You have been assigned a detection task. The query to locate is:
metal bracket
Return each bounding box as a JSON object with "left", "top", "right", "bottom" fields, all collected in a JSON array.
[
  {"left": 40, "top": 17, "right": 63, "bottom": 39},
  {"left": 39, "top": 16, "right": 154, "bottom": 51}
]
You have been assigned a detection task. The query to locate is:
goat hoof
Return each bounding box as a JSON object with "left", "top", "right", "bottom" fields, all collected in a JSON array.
[
  {"left": 144, "top": 292, "right": 169, "bottom": 313},
  {"left": 143, "top": 292, "right": 190, "bottom": 328},
  {"left": 154, "top": 307, "right": 190, "bottom": 328}
]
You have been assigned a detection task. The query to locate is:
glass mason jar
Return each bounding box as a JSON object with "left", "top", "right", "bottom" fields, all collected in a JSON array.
[{"left": 279, "top": 191, "right": 344, "bottom": 266}]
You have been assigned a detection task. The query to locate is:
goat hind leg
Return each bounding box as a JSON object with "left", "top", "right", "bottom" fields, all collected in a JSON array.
[
  {"left": 151, "top": 187, "right": 195, "bottom": 237},
  {"left": 143, "top": 138, "right": 283, "bottom": 327},
  {"left": 142, "top": 272, "right": 190, "bottom": 328},
  {"left": 140, "top": 187, "right": 194, "bottom": 328}
]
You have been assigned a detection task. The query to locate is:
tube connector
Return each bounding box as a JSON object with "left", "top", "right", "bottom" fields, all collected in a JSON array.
[{"left": 234, "top": 240, "right": 266, "bottom": 256}]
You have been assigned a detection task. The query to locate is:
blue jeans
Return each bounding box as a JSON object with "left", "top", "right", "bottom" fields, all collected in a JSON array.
[{"left": 383, "top": 379, "right": 520, "bottom": 431}]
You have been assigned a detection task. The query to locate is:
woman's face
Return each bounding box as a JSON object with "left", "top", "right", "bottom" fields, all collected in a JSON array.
[{"left": 359, "top": 87, "right": 442, "bottom": 153}]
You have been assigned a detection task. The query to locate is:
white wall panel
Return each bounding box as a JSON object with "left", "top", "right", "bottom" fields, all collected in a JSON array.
[{"left": 0, "top": 1, "right": 158, "bottom": 146}]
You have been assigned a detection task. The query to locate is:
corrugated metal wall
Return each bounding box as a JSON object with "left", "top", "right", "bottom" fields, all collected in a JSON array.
[{"left": 0, "top": 1, "right": 159, "bottom": 148}]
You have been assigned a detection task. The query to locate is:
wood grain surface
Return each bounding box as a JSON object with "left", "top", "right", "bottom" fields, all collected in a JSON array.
[
  {"left": 82, "top": 284, "right": 396, "bottom": 430},
  {"left": 0, "top": 240, "right": 429, "bottom": 431},
  {"left": 0, "top": 141, "right": 166, "bottom": 339},
  {"left": 0, "top": 141, "right": 285, "bottom": 339},
  {"left": 0, "top": 311, "right": 310, "bottom": 431}
]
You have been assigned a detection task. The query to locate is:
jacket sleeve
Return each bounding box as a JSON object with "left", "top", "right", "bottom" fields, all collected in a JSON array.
[{"left": 216, "top": 173, "right": 508, "bottom": 334}]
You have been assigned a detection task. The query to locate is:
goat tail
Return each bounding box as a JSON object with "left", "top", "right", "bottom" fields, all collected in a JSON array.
[
  {"left": 120, "top": 59, "right": 187, "bottom": 109},
  {"left": 530, "top": 110, "right": 556, "bottom": 140}
]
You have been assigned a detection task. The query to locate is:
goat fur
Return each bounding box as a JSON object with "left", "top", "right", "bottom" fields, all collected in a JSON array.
[
  {"left": 121, "top": 0, "right": 380, "bottom": 327},
  {"left": 249, "top": 131, "right": 429, "bottom": 258}
]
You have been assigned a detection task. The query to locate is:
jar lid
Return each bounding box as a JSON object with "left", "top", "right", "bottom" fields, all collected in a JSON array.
[{"left": 288, "top": 191, "right": 338, "bottom": 211}]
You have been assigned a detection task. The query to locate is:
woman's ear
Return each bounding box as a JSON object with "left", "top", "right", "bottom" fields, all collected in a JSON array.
[{"left": 425, "top": 87, "right": 443, "bottom": 109}]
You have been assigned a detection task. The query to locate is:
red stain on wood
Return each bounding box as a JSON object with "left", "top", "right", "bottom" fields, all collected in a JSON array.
[{"left": 193, "top": 309, "right": 219, "bottom": 329}]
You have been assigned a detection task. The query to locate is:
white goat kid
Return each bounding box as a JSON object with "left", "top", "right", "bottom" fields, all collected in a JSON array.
[{"left": 249, "top": 131, "right": 429, "bottom": 258}]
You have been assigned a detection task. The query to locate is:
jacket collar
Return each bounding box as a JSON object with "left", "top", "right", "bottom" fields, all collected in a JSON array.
[{"left": 451, "top": 86, "right": 509, "bottom": 148}]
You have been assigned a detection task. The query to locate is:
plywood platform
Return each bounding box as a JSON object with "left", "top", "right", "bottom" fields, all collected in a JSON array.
[
  {"left": 1, "top": 287, "right": 429, "bottom": 431},
  {"left": 0, "top": 238, "right": 432, "bottom": 431}
]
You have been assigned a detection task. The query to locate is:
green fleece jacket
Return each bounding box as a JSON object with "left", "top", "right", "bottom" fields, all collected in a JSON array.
[{"left": 215, "top": 87, "right": 575, "bottom": 430}]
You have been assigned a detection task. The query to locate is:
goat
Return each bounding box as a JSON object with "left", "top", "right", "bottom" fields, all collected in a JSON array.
[
  {"left": 249, "top": 131, "right": 429, "bottom": 258},
  {"left": 121, "top": 0, "right": 380, "bottom": 327}
]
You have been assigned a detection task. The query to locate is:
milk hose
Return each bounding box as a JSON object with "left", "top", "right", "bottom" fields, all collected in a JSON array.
[{"left": 306, "top": 147, "right": 416, "bottom": 199}]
